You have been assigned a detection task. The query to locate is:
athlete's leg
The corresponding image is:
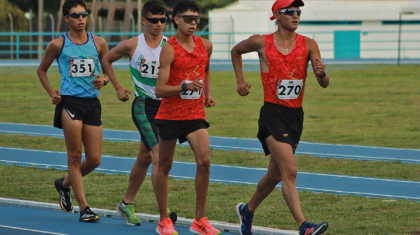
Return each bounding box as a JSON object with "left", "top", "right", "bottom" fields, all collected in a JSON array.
[
  {"left": 123, "top": 141, "right": 158, "bottom": 203},
  {"left": 60, "top": 109, "right": 88, "bottom": 209},
  {"left": 247, "top": 154, "right": 283, "bottom": 212},
  {"left": 62, "top": 124, "right": 102, "bottom": 181},
  {"left": 185, "top": 129, "right": 210, "bottom": 221},
  {"left": 265, "top": 136, "right": 305, "bottom": 226},
  {"left": 155, "top": 136, "right": 177, "bottom": 220}
]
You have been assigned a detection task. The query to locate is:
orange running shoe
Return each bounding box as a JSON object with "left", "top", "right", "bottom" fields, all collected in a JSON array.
[
  {"left": 190, "top": 217, "right": 222, "bottom": 235},
  {"left": 156, "top": 218, "right": 178, "bottom": 235}
]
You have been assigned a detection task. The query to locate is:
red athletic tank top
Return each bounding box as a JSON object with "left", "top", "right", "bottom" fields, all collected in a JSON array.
[
  {"left": 155, "top": 35, "right": 208, "bottom": 120},
  {"left": 262, "top": 33, "right": 308, "bottom": 108}
]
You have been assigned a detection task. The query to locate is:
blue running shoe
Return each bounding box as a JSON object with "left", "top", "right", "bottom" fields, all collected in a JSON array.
[
  {"left": 236, "top": 203, "right": 253, "bottom": 235},
  {"left": 299, "top": 221, "right": 328, "bottom": 235}
]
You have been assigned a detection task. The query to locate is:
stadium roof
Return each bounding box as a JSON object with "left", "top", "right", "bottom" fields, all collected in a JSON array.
[
  {"left": 212, "top": 0, "right": 419, "bottom": 21},
  {"left": 400, "top": 0, "right": 420, "bottom": 14}
]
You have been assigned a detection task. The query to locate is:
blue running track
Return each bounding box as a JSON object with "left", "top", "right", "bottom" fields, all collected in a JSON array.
[
  {"left": 1, "top": 122, "right": 419, "bottom": 164},
  {"left": 1, "top": 147, "right": 420, "bottom": 200},
  {"left": 0, "top": 204, "right": 231, "bottom": 235}
]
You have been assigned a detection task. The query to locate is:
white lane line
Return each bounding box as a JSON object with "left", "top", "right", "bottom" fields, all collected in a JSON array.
[
  {"left": 0, "top": 225, "right": 69, "bottom": 235},
  {"left": 2, "top": 122, "right": 420, "bottom": 151},
  {"left": 1, "top": 147, "right": 420, "bottom": 184},
  {"left": 2, "top": 160, "right": 420, "bottom": 201}
]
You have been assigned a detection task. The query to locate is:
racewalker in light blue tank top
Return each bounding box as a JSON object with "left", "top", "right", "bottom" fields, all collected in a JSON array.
[{"left": 57, "top": 32, "right": 101, "bottom": 98}]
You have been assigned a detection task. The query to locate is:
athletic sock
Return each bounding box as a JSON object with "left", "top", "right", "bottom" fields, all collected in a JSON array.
[{"left": 122, "top": 200, "right": 133, "bottom": 207}]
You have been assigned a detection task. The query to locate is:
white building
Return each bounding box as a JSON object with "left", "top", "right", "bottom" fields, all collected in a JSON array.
[{"left": 209, "top": 0, "right": 420, "bottom": 60}]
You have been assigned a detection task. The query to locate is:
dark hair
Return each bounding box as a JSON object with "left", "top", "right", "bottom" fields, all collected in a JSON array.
[
  {"left": 172, "top": 0, "right": 200, "bottom": 29},
  {"left": 142, "top": 0, "right": 167, "bottom": 18},
  {"left": 62, "top": 0, "right": 87, "bottom": 16}
]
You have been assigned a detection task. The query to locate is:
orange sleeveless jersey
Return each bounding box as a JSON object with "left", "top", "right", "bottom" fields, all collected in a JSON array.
[
  {"left": 155, "top": 35, "right": 208, "bottom": 120},
  {"left": 262, "top": 33, "right": 308, "bottom": 108}
]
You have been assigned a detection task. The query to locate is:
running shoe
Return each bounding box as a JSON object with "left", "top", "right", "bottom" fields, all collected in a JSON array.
[
  {"left": 79, "top": 206, "right": 101, "bottom": 222},
  {"left": 299, "top": 221, "right": 328, "bottom": 235},
  {"left": 236, "top": 203, "right": 253, "bottom": 235},
  {"left": 54, "top": 177, "right": 73, "bottom": 212},
  {"left": 156, "top": 218, "right": 178, "bottom": 235},
  {"left": 116, "top": 201, "right": 141, "bottom": 226},
  {"left": 190, "top": 217, "right": 221, "bottom": 235},
  {"left": 168, "top": 208, "right": 177, "bottom": 223}
]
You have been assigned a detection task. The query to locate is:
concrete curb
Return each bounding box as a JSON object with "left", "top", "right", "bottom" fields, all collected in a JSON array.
[{"left": 0, "top": 197, "right": 298, "bottom": 235}]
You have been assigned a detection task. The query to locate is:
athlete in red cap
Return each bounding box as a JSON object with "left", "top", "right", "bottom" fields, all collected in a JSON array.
[{"left": 231, "top": 0, "right": 329, "bottom": 235}]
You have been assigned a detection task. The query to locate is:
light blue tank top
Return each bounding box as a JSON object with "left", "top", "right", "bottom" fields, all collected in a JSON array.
[{"left": 57, "top": 32, "right": 101, "bottom": 98}]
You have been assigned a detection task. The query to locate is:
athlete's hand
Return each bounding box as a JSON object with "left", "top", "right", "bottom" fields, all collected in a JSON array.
[
  {"left": 204, "top": 95, "right": 215, "bottom": 108},
  {"left": 93, "top": 74, "right": 103, "bottom": 90},
  {"left": 51, "top": 90, "right": 61, "bottom": 105},
  {"left": 186, "top": 79, "right": 204, "bottom": 92},
  {"left": 116, "top": 87, "right": 133, "bottom": 102},
  {"left": 314, "top": 58, "right": 326, "bottom": 77},
  {"left": 237, "top": 80, "right": 251, "bottom": 96}
]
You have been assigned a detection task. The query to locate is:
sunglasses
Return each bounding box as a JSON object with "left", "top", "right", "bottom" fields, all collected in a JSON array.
[
  {"left": 145, "top": 17, "right": 167, "bottom": 24},
  {"left": 277, "top": 9, "right": 302, "bottom": 16},
  {"left": 177, "top": 15, "right": 200, "bottom": 24},
  {"left": 66, "top": 11, "right": 89, "bottom": 19}
]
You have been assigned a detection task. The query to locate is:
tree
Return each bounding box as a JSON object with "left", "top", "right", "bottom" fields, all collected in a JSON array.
[{"left": 1, "top": 0, "right": 29, "bottom": 32}]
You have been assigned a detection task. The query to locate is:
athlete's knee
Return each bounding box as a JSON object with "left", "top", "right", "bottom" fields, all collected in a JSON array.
[
  {"left": 158, "top": 159, "right": 173, "bottom": 174},
  {"left": 138, "top": 152, "right": 152, "bottom": 166},
  {"left": 87, "top": 157, "right": 101, "bottom": 169},
  {"left": 282, "top": 166, "right": 297, "bottom": 180},
  {"left": 267, "top": 172, "right": 282, "bottom": 184},
  {"left": 67, "top": 150, "right": 83, "bottom": 166},
  {"left": 196, "top": 157, "right": 210, "bottom": 172}
]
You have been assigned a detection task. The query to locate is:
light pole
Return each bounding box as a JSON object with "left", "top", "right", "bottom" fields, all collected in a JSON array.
[
  {"left": 29, "top": 8, "right": 33, "bottom": 58},
  {"left": 38, "top": 0, "right": 44, "bottom": 59},
  {"left": 130, "top": 14, "right": 135, "bottom": 36},
  {"left": 137, "top": 0, "right": 142, "bottom": 32},
  {"left": 49, "top": 14, "right": 55, "bottom": 39},
  {"left": 8, "top": 13, "right": 13, "bottom": 59}
]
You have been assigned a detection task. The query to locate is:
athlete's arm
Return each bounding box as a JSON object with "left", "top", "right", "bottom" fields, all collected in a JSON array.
[
  {"left": 203, "top": 39, "right": 215, "bottom": 108},
  {"left": 231, "top": 35, "right": 264, "bottom": 96},
  {"left": 101, "top": 38, "right": 136, "bottom": 102},
  {"left": 93, "top": 36, "right": 110, "bottom": 90},
  {"left": 155, "top": 43, "right": 203, "bottom": 98},
  {"left": 37, "top": 38, "right": 63, "bottom": 105},
  {"left": 306, "top": 37, "right": 329, "bottom": 88}
]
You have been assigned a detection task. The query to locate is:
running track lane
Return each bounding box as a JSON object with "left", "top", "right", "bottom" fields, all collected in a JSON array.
[
  {"left": 0, "top": 204, "right": 238, "bottom": 235},
  {"left": 1, "top": 123, "right": 419, "bottom": 164},
  {"left": 1, "top": 147, "right": 419, "bottom": 200}
]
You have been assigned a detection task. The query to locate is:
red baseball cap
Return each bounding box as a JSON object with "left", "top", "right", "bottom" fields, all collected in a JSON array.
[{"left": 270, "top": 0, "right": 304, "bottom": 20}]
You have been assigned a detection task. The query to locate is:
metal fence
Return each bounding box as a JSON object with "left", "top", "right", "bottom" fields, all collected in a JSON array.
[{"left": 0, "top": 30, "right": 419, "bottom": 62}]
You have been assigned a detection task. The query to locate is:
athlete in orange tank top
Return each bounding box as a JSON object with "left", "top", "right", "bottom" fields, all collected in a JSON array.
[
  {"left": 262, "top": 33, "right": 307, "bottom": 108},
  {"left": 155, "top": 35, "right": 208, "bottom": 120},
  {"left": 153, "top": 1, "right": 220, "bottom": 235},
  {"left": 231, "top": 0, "right": 330, "bottom": 235}
]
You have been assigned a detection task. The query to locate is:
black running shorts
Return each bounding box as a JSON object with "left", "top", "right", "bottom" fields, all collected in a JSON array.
[
  {"left": 132, "top": 97, "right": 161, "bottom": 152},
  {"left": 54, "top": 95, "right": 102, "bottom": 129},
  {"left": 155, "top": 119, "right": 210, "bottom": 144},
  {"left": 257, "top": 102, "right": 304, "bottom": 156}
]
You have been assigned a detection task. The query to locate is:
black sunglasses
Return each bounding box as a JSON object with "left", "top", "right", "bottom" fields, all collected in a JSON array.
[
  {"left": 277, "top": 9, "right": 302, "bottom": 16},
  {"left": 66, "top": 11, "right": 89, "bottom": 19},
  {"left": 145, "top": 17, "right": 167, "bottom": 24},
  {"left": 177, "top": 15, "right": 200, "bottom": 24}
]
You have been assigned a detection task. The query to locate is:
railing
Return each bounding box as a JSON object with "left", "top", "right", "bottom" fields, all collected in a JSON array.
[{"left": 0, "top": 30, "right": 419, "bottom": 60}]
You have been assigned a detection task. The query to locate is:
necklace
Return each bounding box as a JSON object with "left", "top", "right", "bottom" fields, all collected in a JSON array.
[{"left": 276, "top": 31, "right": 296, "bottom": 54}]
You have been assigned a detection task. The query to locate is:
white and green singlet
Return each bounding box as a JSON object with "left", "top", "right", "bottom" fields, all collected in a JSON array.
[{"left": 130, "top": 33, "right": 167, "bottom": 99}]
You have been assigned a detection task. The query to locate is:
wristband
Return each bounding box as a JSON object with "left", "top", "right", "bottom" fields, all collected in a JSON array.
[
  {"left": 319, "top": 72, "right": 327, "bottom": 79},
  {"left": 103, "top": 78, "right": 108, "bottom": 86}
]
